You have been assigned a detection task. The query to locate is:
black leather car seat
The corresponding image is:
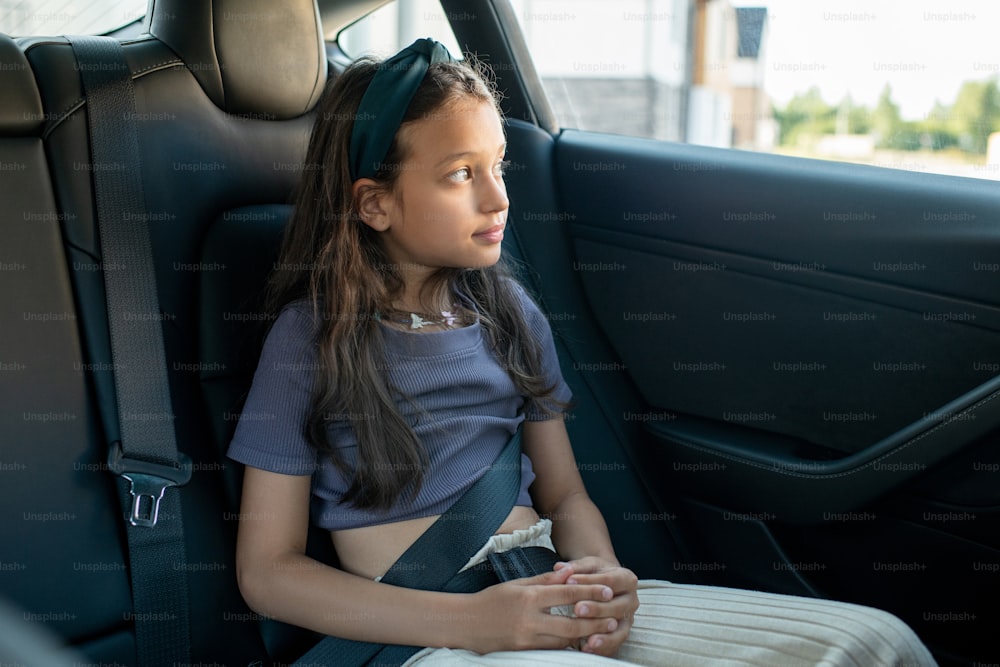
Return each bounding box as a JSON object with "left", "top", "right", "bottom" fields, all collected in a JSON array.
[
  {"left": 2, "top": 0, "right": 331, "bottom": 662},
  {"left": 0, "top": 28, "right": 121, "bottom": 661}
]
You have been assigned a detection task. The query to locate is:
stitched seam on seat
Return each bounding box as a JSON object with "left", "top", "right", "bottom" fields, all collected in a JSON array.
[
  {"left": 132, "top": 58, "right": 184, "bottom": 78},
  {"left": 41, "top": 98, "right": 84, "bottom": 140},
  {"left": 43, "top": 58, "right": 186, "bottom": 139}
]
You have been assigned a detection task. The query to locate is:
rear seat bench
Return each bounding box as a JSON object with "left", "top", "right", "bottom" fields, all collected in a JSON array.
[
  {"left": 2, "top": 0, "right": 335, "bottom": 662},
  {"left": 1, "top": 0, "right": 673, "bottom": 662}
]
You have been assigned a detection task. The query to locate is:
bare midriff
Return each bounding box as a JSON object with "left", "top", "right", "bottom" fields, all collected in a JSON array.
[{"left": 331, "top": 505, "right": 541, "bottom": 580}]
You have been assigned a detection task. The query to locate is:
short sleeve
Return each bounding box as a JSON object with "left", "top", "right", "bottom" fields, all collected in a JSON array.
[
  {"left": 227, "top": 304, "right": 319, "bottom": 475},
  {"left": 515, "top": 284, "right": 573, "bottom": 421}
]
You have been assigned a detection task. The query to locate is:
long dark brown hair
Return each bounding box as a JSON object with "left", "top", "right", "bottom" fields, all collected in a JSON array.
[{"left": 266, "top": 54, "right": 559, "bottom": 511}]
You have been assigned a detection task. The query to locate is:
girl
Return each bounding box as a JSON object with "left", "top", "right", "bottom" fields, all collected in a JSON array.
[{"left": 229, "top": 39, "right": 937, "bottom": 666}]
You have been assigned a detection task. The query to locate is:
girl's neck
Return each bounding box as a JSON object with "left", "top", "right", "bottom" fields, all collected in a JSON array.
[
  {"left": 391, "top": 273, "right": 453, "bottom": 315},
  {"left": 381, "top": 275, "right": 472, "bottom": 331}
]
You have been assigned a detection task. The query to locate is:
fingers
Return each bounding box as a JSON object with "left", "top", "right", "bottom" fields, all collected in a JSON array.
[
  {"left": 500, "top": 580, "right": 619, "bottom": 650},
  {"left": 521, "top": 581, "right": 619, "bottom": 634},
  {"left": 493, "top": 566, "right": 638, "bottom": 654},
  {"left": 542, "top": 611, "right": 619, "bottom": 641},
  {"left": 524, "top": 565, "right": 575, "bottom": 586},
  {"left": 577, "top": 600, "right": 637, "bottom": 657},
  {"left": 573, "top": 594, "right": 633, "bottom": 622},
  {"left": 580, "top": 619, "right": 632, "bottom": 657},
  {"left": 569, "top": 576, "right": 640, "bottom": 658},
  {"left": 555, "top": 556, "right": 608, "bottom": 574},
  {"left": 535, "top": 581, "right": 614, "bottom": 608},
  {"left": 561, "top": 568, "right": 639, "bottom": 596},
  {"left": 515, "top": 570, "right": 615, "bottom": 605}
]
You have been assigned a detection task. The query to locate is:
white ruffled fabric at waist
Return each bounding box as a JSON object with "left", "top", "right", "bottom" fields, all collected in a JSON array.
[
  {"left": 373, "top": 517, "right": 559, "bottom": 582},
  {"left": 459, "top": 517, "right": 556, "bottom": 572}
]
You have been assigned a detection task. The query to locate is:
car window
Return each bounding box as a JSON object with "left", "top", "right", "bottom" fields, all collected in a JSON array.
[
  {"left": 509, "top": 0, "right": 1000, "bottom": 181},
  {"left": 0, "top": 0, "right": 144, "bottom": 36},
  {"left": 337, "top": 0, "right": 461, "bottom": 60}
]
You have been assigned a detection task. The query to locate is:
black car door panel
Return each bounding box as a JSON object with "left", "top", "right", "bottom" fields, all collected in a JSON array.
[
  {"left": 549, "top": 131, "right": 1000, "bottom": 505},
  {"left": 503, "top": 122, "right": 1000, "bottom": 663}
]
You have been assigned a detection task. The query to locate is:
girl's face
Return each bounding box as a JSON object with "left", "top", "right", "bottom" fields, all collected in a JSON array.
[{"left": 362, "top": 98, "right": 509, "bottom": 277}]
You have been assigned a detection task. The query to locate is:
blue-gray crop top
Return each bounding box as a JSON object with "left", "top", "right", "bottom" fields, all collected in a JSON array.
[{"left": 226, "top": 286, "right": 572, "bottom": 531}]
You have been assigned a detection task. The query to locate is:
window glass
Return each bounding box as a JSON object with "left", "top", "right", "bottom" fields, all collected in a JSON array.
[
  {"left": 338, "top": 0, "right": 461, "bottom": 61},
  {"left": 511, "top": 0, "right": 689, "bottom": 142},
  {"left": 511, "top": 0, "right": 1000, "bottom": 180},
  {"left": 0, "top": 0, "right": 144, "bottom": 36}
]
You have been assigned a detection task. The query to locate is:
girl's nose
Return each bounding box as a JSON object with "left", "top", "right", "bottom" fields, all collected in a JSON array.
[{"left": 481, "top": 175, "right": 509, "bottom": 214}]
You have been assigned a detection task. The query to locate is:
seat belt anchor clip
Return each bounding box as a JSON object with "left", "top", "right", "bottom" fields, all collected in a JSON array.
[{"left": 107, "top": 442, "right": 192, "bottom": 528}]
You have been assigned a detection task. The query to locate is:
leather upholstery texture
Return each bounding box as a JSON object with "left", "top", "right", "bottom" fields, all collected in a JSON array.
[
  {"left": 1, "top": 0, "right": 330, "bottom": 661},
  {"left": 148, "top": 0, "right": 327, "bottom": 119}
]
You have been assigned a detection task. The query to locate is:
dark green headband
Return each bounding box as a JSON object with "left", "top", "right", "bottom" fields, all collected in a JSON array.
[{"left": 349, "top": 38, "right": 456, "bottom": 181}]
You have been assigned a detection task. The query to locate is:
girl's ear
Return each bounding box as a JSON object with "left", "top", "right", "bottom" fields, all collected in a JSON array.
[{"left": 353, "top": 179, "right": 392, "bottom": 232}]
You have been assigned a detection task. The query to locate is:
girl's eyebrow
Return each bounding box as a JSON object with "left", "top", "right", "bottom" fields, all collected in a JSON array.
[
  {"left": 434, "top": 151, "right": 475, "bottom": 168},
  {"left": 434, "top": 143, "right": 507, "bottom": 168}
]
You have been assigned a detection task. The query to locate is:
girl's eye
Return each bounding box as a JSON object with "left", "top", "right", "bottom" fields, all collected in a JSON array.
[
  {"left": 493, "top": 160, "right": 510, "bottom": 178},
  {"left": 447, "top": 167, "right": 471, "bottom": 183}
]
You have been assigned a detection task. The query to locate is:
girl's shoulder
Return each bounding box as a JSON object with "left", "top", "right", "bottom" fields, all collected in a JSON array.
[
  {"left": 459, "top": 271, "right": 551, "bottom": 338},
  {"left": 501, "top": 276, "right": 540, "bottom": 312},
  {"left": 503, "top": 278, "right": 549, "bottom": 333},
  {"left": 263, "top": 299, "right": 320, "bottom": 349},
  {"left": 271, "top": 299, "right": 317, "bottom": 330}
]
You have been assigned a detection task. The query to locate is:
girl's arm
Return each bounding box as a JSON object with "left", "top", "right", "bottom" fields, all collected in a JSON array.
[
  {"left": 524, "top": 417, "right": 640, "bottom": 657},
  {"left": 523, "top": 417, "right": 620, "bottom": 563},
  {"left": 234, "top": 464, "right": 618, "bottom": 653}
]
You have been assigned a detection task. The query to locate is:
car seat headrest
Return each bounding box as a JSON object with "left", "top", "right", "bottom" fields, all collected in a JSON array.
[
  {"left": 0, "top": 34, "right": 44, "bottom": 136},
  {"left": 148, "top": 0, "right": 327, "bottom": 120}
]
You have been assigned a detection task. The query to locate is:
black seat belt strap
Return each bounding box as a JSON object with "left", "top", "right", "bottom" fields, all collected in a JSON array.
[
  {"left": 294, "top": 426, "right": 524, "bottom": 667},
  {"left": 68, "top": 35, "right": 192, "bottom": 667}
]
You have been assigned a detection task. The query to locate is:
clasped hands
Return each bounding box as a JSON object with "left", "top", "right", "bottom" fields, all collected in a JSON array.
[
  {"left": 471, "top": 556, "right": 638, "bottom": 656},
  {"left": 554, "top": 556, "right": 639, "bottom": 656}
]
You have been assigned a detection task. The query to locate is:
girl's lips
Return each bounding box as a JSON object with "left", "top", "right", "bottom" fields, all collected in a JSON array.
[{"left": 473, "top": 224, "right": 505, "bottom": 244}]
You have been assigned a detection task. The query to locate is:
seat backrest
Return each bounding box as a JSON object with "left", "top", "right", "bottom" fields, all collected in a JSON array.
[{"left": 0, "top": 30, "right": 136, "bottom": 661}]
